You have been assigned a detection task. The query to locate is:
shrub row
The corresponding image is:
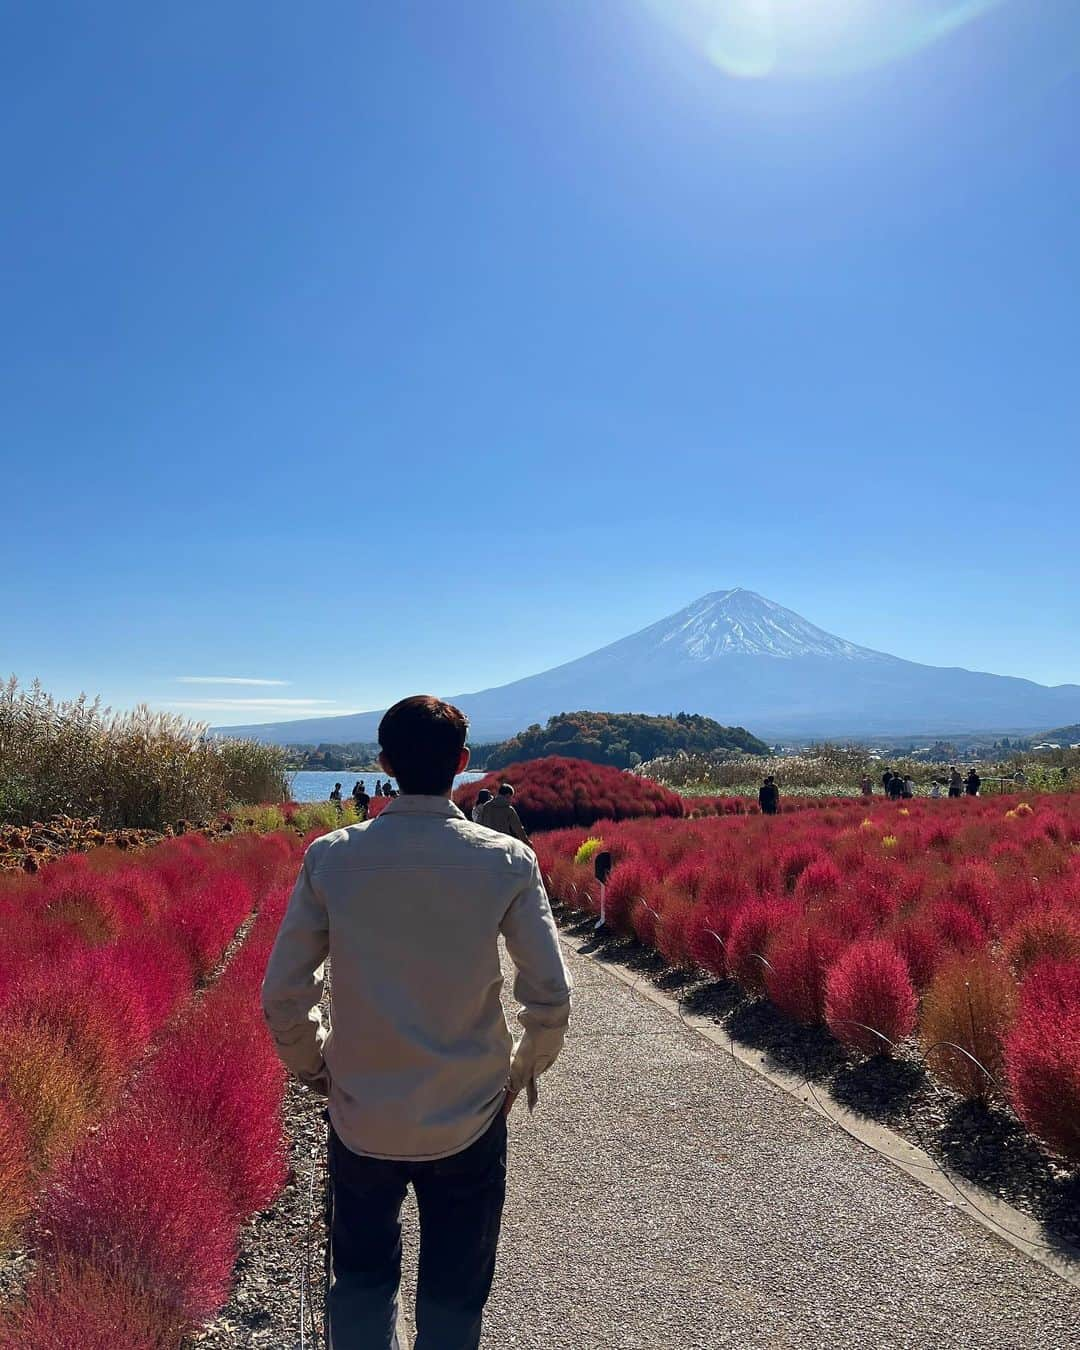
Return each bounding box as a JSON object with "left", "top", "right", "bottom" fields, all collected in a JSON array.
[
  {"left": 0, "top": 832, "right": 301, "bottom": 1347},
  {"left": 535, "top": 794, "right": 1080, "bottom": 1163},
  {"left": 455, "top": 756, "right": 685, "bottom": 832},
  {"left": 0, "top": 835, "right": 287, "bottom": 1250}
]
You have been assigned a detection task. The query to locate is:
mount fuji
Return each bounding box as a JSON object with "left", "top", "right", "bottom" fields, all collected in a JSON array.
[{"left": 218, "top": 589, "right": 1080, "bottom": 743}]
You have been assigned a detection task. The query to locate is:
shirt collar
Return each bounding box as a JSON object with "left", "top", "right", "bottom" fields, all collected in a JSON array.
[{"left": 378, "top": 795, "right": 466, "bottom": 820}]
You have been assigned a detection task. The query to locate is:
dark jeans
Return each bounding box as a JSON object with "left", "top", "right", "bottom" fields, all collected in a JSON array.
[{"left": 327, "top": 1112, "right": 507, "bottom": 1350}]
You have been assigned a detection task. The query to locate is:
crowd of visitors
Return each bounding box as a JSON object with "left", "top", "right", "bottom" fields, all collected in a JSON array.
[
  {"left": 329, "top": 759, "right": 1034, "bottom": 831},
  {"left": 327, "top": 775, "right": 532, "bottom": 839},
  {"left": 327, "top": 778, "right": 398, "bottom": 817},
  {"left": 759, "top": 762, "right": 998, "bottom": 810}
]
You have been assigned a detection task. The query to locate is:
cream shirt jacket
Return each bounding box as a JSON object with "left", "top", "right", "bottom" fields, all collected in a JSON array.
[{"left": 261, "top": 795, "right": 572, "bottom": 1161}]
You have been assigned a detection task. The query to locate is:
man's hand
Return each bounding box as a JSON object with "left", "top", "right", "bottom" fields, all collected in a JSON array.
[{"left": 502, "top": 1089, "right": 519, "bottom": 1119}]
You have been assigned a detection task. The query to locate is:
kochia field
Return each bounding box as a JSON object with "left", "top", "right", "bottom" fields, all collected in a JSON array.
[{"left": 535, "top": 793, "right": 1080, "bottom": 1164}]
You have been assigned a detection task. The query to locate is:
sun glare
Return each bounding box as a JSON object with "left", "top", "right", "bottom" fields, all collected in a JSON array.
[{"left": 644, "top": 0, "right": 1011, "bottom": 78}]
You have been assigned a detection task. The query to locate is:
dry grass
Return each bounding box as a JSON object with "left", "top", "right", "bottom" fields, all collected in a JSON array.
[
  {"left": 0, "top": 677, "right": 287, "bottom": 829},
  {"left": 920, "top": 954, "right": 1018, "bottom": 1099}
]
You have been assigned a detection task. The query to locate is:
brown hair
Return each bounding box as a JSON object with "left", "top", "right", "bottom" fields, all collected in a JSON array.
[{"left": 377, "top": 696, "right": 468, "bottom": 795}]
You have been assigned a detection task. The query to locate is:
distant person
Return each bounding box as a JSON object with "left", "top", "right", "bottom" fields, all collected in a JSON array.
[
  {"left": 966, "top": 768, "right": 981, "bottom": 797},
  {"left": 885, "top": 774, "right": 901, "bottom": 801},
  {"left": 472, "top": 788, "right": 494, "bottom": 823},
  {"left": 882, "top": 770, "right": 893, "bottom": 796},
  {"left": 902, "top": 776, "right": 915, "bottom": 800},
  {"left": 860, "top": 775, "right": 873, "bottom": 797},
  {"left": 481, "top": 783, "right": 530, "bottom": 844},
  {"left": 930, "top": 780, "right": 943, "bottom": 799},
  {"left": 329, "top": 782, "right": 343, "bottom": 804},
  {"left": 353, "top": 782, "right": 371, "bottom": 818},
  {"left": 373, "top": 781, "right": 384, "bottom": 798},
  {"left": 262, "top": 694, "right": 571, "bottom": 1350},
  {"left": 758, "top": 776, "right": 780, "bottom": 815},
  {"left": 388, "top": 786, "right": 399, "bottom": 798},
  {"left": 948, "top": 767, "right": 963, "bottom": 799}
]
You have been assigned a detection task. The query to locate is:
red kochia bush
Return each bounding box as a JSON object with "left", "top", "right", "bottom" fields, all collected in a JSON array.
[
  {"left": 139, "top": 996, "right": 288, "bottom": 1218},
  {"left": 888, "top": 920, "right": 943, "bottom": 991},
  {"left": 602, "top": 859, "right": 658, "bottom": 935},
  {"left": 173, "top": 872, "right": 254, "bottom": 976},
  {"left": 725, "top": 898, "right": 796, "bottom": 996},
  {"left": 38, "top": 1101, "right": 238, "bottom": 1326},
  {"left": 929, "top": 898, "right": 986, "bottom": 954},
  {"left": 454, "top": 757, "right": 684, "bottom": 832},
  {"left": 794, "top": 856, "right": 844, "bottom": 901},
  {"left": 778, "top": 844, "right": 820, "bottom": 893},
  {"left": 1005, "top": 959, "right": 1080, "bottom": 1163},
  {"left": 0, "top": 1256, "right": 185, "bottom": 1350},
  {"left": 683, "top": 893, "right": 745, "bottom": 979},
  {"left": 1003, "top": 908, "right": 1080, "bottom": 978},
  {"left": 824, "top": 940, "right": 918, "bottom": 1056},
  {"left": 0, "top": 1092, "right": 32, "bottom": 1250},
  {"left": 765, "top": 925, "right": 846, "bottom": 1025},
  {"left": 537, "top": 793, "right": 1080, "bottom": 1146}
]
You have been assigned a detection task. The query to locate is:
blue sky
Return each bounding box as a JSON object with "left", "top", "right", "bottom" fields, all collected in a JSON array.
[{"left": 3, "top": 1, "right": 1078, "bottom": 726}]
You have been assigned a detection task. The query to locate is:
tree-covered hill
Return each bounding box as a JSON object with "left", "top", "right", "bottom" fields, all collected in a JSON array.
[
  {"left": 478, "top": 711, "right": 769, "bottom": 771},
  {"left": 1038, "top": 724, "right": 1080, "bottom": 746}
]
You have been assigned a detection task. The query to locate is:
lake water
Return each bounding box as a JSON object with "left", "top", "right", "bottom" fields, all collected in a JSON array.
[{"left": 288, "top": 769, "right": 486, "bottom": 803}]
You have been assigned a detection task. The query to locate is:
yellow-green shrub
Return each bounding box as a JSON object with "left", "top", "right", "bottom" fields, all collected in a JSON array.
[{"left": 574, "top": 837, "right": 605, "bottom": 866}]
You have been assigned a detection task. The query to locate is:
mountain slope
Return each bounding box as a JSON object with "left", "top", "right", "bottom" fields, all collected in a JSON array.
[{"left": 216, "top": 589, "right": 1080, "bottom": 743}]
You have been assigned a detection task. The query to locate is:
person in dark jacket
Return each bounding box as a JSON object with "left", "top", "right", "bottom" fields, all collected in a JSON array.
[
  {"left": 965, "top": 769, "right": 981, "bottom": 797},
  {"left": 948, "top": 767, "right": 963, "bottom": 799},
  {"left": 330, "top": 782, "right": 343, "bottom": 803},
  {"left": 352, "top": 781, "right": 371, "bottom": 818},
  {"left": 882, "top": 770, "right": 894, "bottom": 797},
  {"left": 758, "top": 776, "right": 780, "bottom": 815}
]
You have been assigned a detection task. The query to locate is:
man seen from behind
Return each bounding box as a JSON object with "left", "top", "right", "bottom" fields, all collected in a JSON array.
[
  {"left": 262, "top": 696, "right": 572, "bottom": 1350},
  {"left": 480, "top": 782, "right": 530, "bottom": 845}
]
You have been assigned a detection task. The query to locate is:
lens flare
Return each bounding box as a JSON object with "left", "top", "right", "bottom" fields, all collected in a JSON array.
[{"left": 643, "top": 0, "right": 1012, "bottom": 78}]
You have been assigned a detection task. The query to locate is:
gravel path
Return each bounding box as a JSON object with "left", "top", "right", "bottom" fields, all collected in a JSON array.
[{"left": 208, "top": 932, "right": 1080, "bottom": 1349}]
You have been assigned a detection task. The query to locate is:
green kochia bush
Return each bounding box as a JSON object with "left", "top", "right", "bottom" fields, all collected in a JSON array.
[{"left": 0, "top": 678, "right": 287, "bottom": 829}]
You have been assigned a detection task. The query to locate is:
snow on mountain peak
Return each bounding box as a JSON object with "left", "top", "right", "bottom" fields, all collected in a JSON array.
[{"left": 653, "top": 589, "right": 883, "bottom": 662}]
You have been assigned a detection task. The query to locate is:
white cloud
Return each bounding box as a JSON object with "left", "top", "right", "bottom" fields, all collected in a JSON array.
[{"left": 176, "top": 676, "right": 291, "bottom": 686}]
